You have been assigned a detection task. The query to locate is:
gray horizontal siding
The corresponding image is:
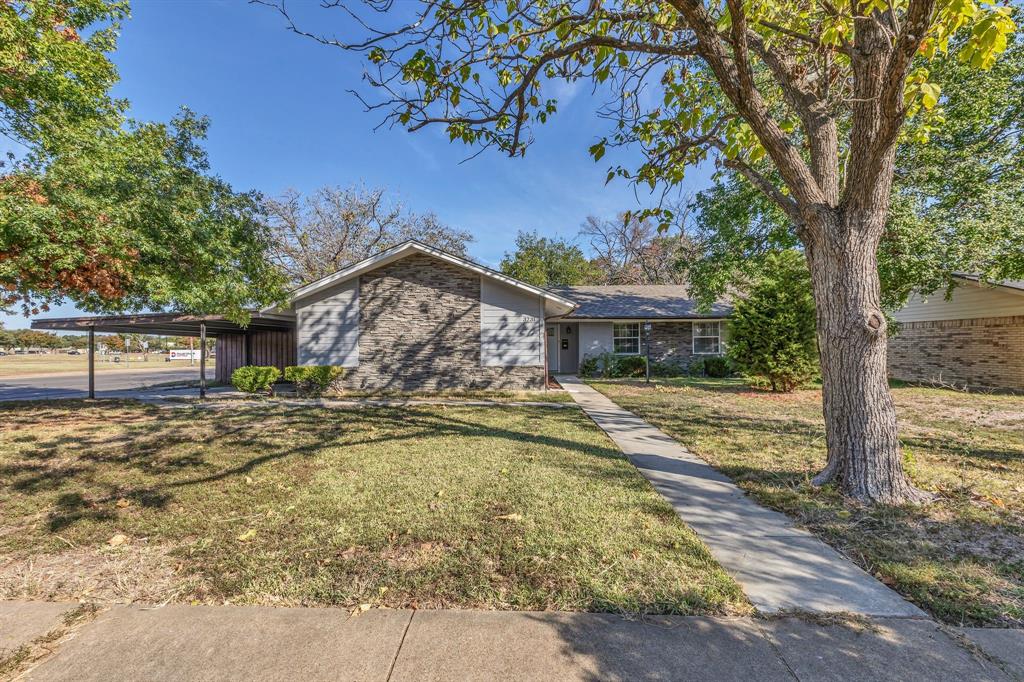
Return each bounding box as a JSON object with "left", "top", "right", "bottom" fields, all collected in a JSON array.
[
  {"left": 294, "top": 278, "right": 359, "bottom": 367},
  {"left": 480, "top": 279, "right": 543, "bottom": 367}
]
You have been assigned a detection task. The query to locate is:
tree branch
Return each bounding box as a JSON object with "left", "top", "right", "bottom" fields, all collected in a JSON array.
[
  {"left": 666, "top": 0, "right": 828, "bottom": 215},
  {"left": 720, "top": 154, "right": 802, "bottom": 226}
]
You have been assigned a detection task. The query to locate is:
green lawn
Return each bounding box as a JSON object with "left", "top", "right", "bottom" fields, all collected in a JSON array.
[
  {"left": 589, "top": 378, "right": 1024, "bottom": 627},
  {"left": 0, "top": 400, "right": 748, "bottom": 615}
]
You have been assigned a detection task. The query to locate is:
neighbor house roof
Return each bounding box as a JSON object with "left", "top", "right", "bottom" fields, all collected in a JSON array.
[
  {"left": 286, "top": 240, "right": 576, "bottom": 316},
  {"left": 548, "top": 285, "right": 732, "bottom": 319},
  {"left": 953, "top": 273, "right": 1024, "bottom": 295}
]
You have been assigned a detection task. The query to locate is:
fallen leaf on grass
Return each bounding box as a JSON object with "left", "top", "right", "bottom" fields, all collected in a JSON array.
[
  {"left": 106, "top": 533, "right": 128, "bottom": 547},
  {"left": 494, "top": 513, "right": 523, "bottom": 522},
  {"left": 237, "top": 529, "right": 258, "bottom": 542}
]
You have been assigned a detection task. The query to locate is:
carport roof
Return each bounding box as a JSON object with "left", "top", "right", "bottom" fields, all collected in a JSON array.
[{"left": 31, "top": 311, "right": 295, "bottom": 337}]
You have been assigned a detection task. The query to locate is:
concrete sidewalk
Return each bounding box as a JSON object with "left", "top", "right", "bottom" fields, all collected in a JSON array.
[
  {"left": 556, "top": 375, "right": 924, "bottom": 617},
  {"left": 3, "top": 601, "right": 1020, "bottom": 681}
]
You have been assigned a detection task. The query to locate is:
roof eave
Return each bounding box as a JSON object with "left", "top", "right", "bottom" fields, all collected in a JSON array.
[
  {"left": 952, "top": 273, "right": 1024, "bottom": 297},
  {"left": 287, "top": 240, "right": 577, "bottom": 309}
]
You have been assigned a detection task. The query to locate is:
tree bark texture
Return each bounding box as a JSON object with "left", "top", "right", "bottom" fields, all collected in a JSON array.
[{"left": 804, "top": 205, "right": 930, "bottom": 504}]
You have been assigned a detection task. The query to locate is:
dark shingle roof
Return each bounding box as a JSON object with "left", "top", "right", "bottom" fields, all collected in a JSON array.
[{"left": 549, "top": 285, "right": 732, "bottom": 319}]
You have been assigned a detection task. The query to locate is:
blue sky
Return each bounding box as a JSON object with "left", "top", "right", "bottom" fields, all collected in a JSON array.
[{"left": 6, "top": 0, "right": 713, "bottom": 329}]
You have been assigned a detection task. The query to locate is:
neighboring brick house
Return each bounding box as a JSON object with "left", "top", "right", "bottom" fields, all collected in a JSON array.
[{"left": 888, "top": 275, "right": 1024, "bottom": 391}]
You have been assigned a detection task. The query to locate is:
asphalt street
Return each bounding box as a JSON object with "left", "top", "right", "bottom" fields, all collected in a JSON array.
[{"left": 0, "top": 366, "right": 213, "bottom": 401}]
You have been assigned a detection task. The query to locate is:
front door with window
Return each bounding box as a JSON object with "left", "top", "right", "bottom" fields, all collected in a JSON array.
[{"left": 557, "top": 323, "right": 578, "bottom": 373}]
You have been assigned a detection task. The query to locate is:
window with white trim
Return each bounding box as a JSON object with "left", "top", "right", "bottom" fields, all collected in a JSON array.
[
  {"left": 613, "top": 322, "right": 641, "bottom": 355},
  {"left": 692, "top": 321, "right": 722, "bottom": 355}
]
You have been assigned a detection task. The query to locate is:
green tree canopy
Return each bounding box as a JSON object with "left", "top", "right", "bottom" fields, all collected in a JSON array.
[
  {"left": 1, "top": 1, "right": 285, "bottom": 320},
  {"left": 684, "top": 29, "right": 1024, "bottom": 311},
  {"left": 500, "top": 231, "right": 600, "bottom": 286}
]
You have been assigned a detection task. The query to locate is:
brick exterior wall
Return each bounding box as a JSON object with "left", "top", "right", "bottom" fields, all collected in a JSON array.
[
  {"left": 341, "top": 253, "right": 544, "bottom": 391},
  {"left": 887, "top": 315, "right": 1024, "bottom": 391},
  {"left": 649, "top": 322, "right": 695, "bottom": 370}
]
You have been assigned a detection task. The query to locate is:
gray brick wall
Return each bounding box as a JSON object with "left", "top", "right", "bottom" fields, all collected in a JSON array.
[
  {"left": 649, "top": 322, "right": 696, "bottom": 370},
  {"left": 887, "top": 315, "right": 1024, "bottom": 390},
  {"left": 341, "top": 253, "right": 544, "bottom": 391}
]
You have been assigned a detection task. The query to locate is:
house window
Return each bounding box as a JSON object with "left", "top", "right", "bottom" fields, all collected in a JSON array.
[
  {"left": 693, "top": 321, "right": 722, "bottom": 355},
  {"left": 613, "top": 323, "right": 641, "bottom": 355}
]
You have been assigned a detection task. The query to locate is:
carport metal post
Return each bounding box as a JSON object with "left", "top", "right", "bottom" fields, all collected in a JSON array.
[
  {"left": 88, "top": 326, "right": 95, "bottom": 399},
  {"left": 199, "top": 323, "right": 207, "bottom": 399}
]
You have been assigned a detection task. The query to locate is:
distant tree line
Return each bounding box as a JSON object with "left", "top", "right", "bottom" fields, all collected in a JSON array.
[
  {"left": 0, "top": 324, "right": 199, "bottom": 353},
  {"left": 263, "top": 185, "right": 474, "bottom": 286},
  {"left": 499, "top": 204, "right": 695, "bottom": 288}
]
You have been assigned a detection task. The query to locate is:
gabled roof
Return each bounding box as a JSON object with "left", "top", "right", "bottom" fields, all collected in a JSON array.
[
  {"left": 549, "top": 285, "right": 732, "bottom": 319},
  {"left": 287, "top": 240, "right": 577, "bottom": 315},
  {"left": 953, "top": 273, "right": 1024, "bottom": 295}
]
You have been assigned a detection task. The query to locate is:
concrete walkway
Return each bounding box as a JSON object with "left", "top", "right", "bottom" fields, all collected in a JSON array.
[
  {"left": 3, "top": 601, "right": 1020, "bottom": 681},
  {"left": 556, "top": 375, "right": 924, "bottom": 617}
]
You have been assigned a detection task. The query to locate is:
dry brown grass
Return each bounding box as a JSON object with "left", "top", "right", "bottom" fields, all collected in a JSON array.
[
  {"left": 0, "top": 400, "right": 749, "bottom": 616},
  {"left": 591, "top": 378, "right": 1024, "bottom": 627}
]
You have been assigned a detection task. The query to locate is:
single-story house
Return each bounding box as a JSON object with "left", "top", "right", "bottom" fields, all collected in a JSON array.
[
  {"left": 32, "top": 241, "right": 731, "bottom": 392},
  {"left": 269, "top": 241, "right": 730, "bottom": 390},
  {"left": 31, "top": 243, "right": 1023, "bottom": 392},
  {"left": 888, "top": 274, "right": 1024, "bottom": 390}
]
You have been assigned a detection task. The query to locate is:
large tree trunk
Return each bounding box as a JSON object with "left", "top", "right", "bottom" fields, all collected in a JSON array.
[{"left": 804, "top": 209, "right": 931, "bottom": 505}]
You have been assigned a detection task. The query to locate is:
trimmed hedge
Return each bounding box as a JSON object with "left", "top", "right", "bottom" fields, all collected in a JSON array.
[
  {"left": 614, "top": 355, "right": 647, "bottom": 378},
  {"left": 688, "top": 356, "right": 734, "bottom": 378},
  {"left": 231, "top": 365, "right": 281, "bottom": 394},
  {"left": 284, "top": 365, "right": 345, "bottom": 397},
  {"left": 578, "top": 353, "right": 648, "bottom": 378}
]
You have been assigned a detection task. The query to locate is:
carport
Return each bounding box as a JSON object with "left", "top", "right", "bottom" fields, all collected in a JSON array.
[{"left": 31, "top": 312, "right": 296, "bottom": 398}]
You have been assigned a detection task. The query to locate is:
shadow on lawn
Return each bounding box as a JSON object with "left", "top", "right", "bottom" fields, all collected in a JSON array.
[
  {"left": 620, "top": 394, "right": 1024, "bottom": 470},
  {"left": 1, "top": 402, "right": 633, "bottom": 534}
]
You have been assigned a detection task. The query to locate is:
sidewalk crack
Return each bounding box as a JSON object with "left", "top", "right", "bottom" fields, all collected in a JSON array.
[
  {"left": 752, "top": 619, "right": 801, "bottom": 681},
  {"left": 386, "top": 610, "right": 415, "bottom": 682}
]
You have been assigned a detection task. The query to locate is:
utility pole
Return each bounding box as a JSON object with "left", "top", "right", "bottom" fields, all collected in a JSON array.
[
  {"left": 199, "top": 324, "right": 207, "bottom": 400},
  {"left": 88, "top": 326, "right": 95, "bottom": 399},
  {"left": 644, "top": 321, "right": 652, "bottom": 384}
]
